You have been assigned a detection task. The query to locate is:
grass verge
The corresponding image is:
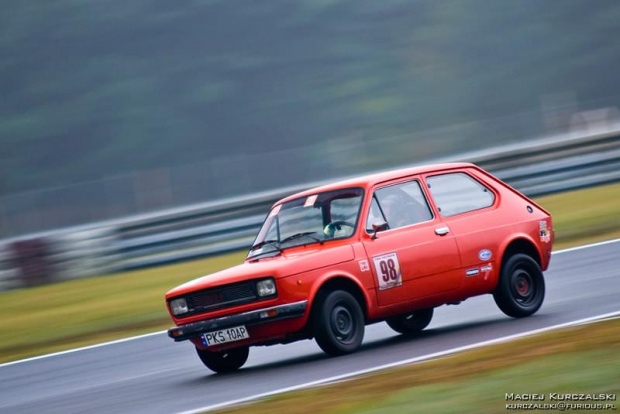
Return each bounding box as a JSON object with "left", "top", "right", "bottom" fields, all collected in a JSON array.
[
  {"left": 0, "top": 251, "right": 246, "bottom": 362},
  {"left": 216, "top": 318, "right": 620, "bottom": 414},
  {"left": 536, "top": 181, "right": 620, "bottom": 250},
  {"left": 0, "top": 181, "right": 619, "bottom": 363}
]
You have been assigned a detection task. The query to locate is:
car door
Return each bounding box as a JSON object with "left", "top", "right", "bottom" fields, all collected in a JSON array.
[
  {"left": 361, "top": 178, "right": 462, "bottom": 307},
  {"left": 423, "top": 170, "right": 500, "bottom": 289}
]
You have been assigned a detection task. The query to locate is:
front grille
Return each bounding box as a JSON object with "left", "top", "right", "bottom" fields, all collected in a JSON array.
[
  {"left": 189, "top": 283, "right": 256, "bottom": 310},
  {"left": 179, "top": 280, "right": 274, "bottom": 317}
]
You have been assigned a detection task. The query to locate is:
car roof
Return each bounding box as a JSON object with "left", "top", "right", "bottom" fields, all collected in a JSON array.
[{"left": 276, "top": 162, "right": 478, "bottom": 205}]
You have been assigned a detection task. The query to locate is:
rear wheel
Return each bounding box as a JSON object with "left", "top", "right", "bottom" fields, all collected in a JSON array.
[
  {"left": 386, "top": 308, "right": 433, "bottom": 335},
  {"left": 493, "top": 253, "right": 545, "bottom": 318},
  {"left": 195, "top": 346, "right": 249, "bottom": 373},
  {"left": 313, "top": 290, "right": 365, "bottom": 356}
]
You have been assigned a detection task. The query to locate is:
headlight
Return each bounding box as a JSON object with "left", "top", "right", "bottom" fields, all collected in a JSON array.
[
  {"left": 170, "top": 298, "right": 188, "bottom": 315},
  {"left": 256, "top": 278, "right": 276, "bottom": 297}
]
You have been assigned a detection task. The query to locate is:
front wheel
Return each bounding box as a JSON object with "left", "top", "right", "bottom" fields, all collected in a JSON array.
[
  {"left": 313, "top": 290, "right": 365, "bottom": 356},
  {"left": 493, "top": 253, "right": 545, "bottom": 318},
  {"left": 386, "top": 307, "right": 433, "bottom": 335},
  {"left": 195, "top": 346, "right": 249, "bottom": 373}
]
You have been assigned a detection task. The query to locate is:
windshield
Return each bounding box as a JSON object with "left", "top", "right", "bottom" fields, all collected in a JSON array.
[{"left": 248, "top": 187, "right": 364, "bottom": 259}]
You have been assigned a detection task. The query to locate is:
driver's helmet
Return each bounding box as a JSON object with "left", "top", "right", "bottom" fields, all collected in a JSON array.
[
  {"left": 381, "top": 193, "right": 409, "bottom": 227},
  {"left": 323, "top": 224, "right": 336, "bottom": 238}
]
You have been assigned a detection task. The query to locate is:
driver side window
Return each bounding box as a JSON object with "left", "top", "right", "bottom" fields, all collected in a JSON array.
[
  {"left": 368, "top": 180, "right": 433, "bottom": 231},
  {"left": 365, "top": 197, "right": 386, "bottom": 232}
]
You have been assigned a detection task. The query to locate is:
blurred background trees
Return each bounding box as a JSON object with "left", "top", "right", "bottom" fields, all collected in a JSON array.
[{"left": 1, "top": 0, "right": 620, "bottom": 235}]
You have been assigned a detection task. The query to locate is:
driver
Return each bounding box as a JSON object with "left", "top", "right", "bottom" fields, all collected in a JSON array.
[
  {"left": 381, "top": 193, "right": 413, "bottom": 228},
  {"left": 323, "top": 223, "right": 337, "bottom": 238},
  {"left": 323, "top": 219, "right": 354, "bottom": 238}
]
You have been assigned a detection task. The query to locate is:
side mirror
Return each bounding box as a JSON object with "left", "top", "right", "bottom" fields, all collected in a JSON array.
[{"left": 371, "top": 221, "right": 389, "bottom": 239}]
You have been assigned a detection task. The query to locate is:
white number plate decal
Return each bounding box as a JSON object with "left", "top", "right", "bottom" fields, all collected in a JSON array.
[
  {"left": 200, "top": 325, "right": 249, "bottom": 347},
  {"left": 373, "top": 252, "right": 402, "bottom": 290}
]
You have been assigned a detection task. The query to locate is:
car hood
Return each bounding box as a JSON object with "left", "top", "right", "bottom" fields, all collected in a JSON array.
[{"left": 166, "top": 244, "right": 356, "bottom": 298}]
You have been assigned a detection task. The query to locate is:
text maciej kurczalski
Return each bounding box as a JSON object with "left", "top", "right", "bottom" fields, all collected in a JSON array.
[{"left": 506, "top": 393, "right": 616, "bottom": 401}]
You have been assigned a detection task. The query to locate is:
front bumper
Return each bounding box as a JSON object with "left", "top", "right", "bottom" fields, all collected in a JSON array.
[{"left": 167, "top": 300, "right": 308, "bottom": 342}]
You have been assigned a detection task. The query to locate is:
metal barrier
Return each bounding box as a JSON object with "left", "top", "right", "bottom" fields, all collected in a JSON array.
[{"left": 1, "top": 129, "right": 619, "bottom": 290}]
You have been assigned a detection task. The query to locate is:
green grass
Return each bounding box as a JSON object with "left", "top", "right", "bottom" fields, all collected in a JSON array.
[
  {"left": 216, "top": 319, "right": 620, "bottom": 414},
  {"left": 0, "top": 181, "right": 619, "bottom": 363},
  {"left": 536, "top": 181, "right": 620, "bottom": 249},
  {"left": 0, "top": 251, "right": 246, "bottom": 362}
]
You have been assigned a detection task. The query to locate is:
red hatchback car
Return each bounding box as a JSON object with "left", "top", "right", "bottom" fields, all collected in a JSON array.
[{"left": 166, "top": 163, "right": 553, "bottom": 373}]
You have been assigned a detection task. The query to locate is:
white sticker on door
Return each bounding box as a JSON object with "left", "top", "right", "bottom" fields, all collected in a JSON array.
[
  {"left": 359, "top": 259, "right": 370, "bottom": 272},
  {"left": 372, "top": 252, "right": 402, "bottom": 290}
]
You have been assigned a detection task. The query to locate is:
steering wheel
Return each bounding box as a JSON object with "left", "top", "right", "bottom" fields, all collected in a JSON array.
[{"left": 324, "top": 220, "right": 355, "bottom": 238}]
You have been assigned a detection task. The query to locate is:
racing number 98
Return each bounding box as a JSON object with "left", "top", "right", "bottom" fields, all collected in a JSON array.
[{"left": 379, "top": 259, "right": 398, "bottom": 282}]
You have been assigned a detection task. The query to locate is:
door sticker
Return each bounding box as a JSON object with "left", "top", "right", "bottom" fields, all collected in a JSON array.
[
  {"left": 359, "top": 259, "right": 370, "bottom": 272},
  {"left": 372, "top": 252, "right": 402, "bottom": 290}
]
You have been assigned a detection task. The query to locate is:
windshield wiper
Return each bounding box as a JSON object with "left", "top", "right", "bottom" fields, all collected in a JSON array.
[
  {"left": 251, "top": 239, "right": 281, "bottom": 252},
  {"left": 280, "top": 232, "right": 323, "bottom": 245},
  {"left": 248, "top": 239, "right": 282, "bottom": 261},
  {"left": 251, "top": 233, "right": 322, "bottom": 260}
]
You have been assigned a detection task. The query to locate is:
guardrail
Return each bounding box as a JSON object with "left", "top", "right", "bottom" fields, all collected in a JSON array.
[{"left": 1, "top": 129, "right": 619, "bottom": 290}]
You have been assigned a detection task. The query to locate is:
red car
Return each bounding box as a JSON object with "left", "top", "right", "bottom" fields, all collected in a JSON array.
[{"left": 166, "top": 163, "right": 553, "bottom": 373}]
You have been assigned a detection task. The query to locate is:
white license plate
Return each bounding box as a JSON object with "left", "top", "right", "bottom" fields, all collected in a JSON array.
[{"left": 200, "top": 325, "right": 249, "bottom": 347}]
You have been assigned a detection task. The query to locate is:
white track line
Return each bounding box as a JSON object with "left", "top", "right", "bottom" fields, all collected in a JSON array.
[
  {"left": 178, "top": 310, "right": 620, "bottom": 414},
  {"left": 1, "top": 237, "right": 619, "bottom": 369},
  {"left": 0, "top": 331, "right": 163, "bottom": 368},
  {"left": 551, "top": 237, "right": 620, "bottom": 255}
]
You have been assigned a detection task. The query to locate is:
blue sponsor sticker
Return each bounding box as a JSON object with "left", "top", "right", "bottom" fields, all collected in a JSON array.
[{"left": 478, "top": 249, "right": 492, "bottom": 261}]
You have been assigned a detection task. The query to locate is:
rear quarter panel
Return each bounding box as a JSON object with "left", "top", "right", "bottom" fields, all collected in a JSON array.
[{"left": 422, "top": 167, "right": 552, "bottom": 297}]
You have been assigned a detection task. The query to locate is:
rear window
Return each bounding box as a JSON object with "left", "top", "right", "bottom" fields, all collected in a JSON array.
[{"left": 426, "top": 172, "right": 495, "bottom": 216}]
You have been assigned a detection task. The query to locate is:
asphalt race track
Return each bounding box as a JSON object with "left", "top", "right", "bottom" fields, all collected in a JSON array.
[{"left": 1, "top": 240, "right": 619, "bottom": 414}]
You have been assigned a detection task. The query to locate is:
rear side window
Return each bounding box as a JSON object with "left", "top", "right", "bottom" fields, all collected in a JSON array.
[{"left": 426, "top": 172, "right": 495, "bottom": 216}]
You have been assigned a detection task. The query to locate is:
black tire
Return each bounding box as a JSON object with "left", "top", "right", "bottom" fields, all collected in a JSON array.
[
  {"left": 195, "top": 346, "right": 249, "bottom": 373},
  {"left": 493, "top": 253, "right": 545, "bottom": 318},
  {"left": 386, "top": 307, "right": 433, "bottom": 335},
  {"left": 313, "top": 290, "right": 365, "bottom": 356}
]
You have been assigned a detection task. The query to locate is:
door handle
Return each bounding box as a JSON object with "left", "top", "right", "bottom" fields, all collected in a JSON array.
[{"left": 434, "top": 227, "right": 450, "bottom": 236}]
